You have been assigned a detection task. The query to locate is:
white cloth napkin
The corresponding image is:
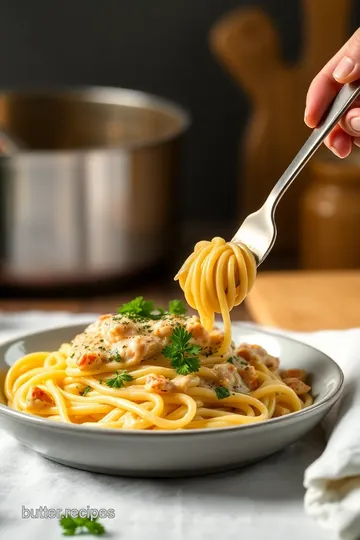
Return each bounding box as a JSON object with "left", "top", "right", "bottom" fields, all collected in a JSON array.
[
  {"left": 249, "top": 325, "right": 360, "bottom": 540},
  {"left": 291, "top": 329, "right": 360, "bottom": 540},
  {"left": 0, "top": 312, "right": 358, "bottom": 540}
]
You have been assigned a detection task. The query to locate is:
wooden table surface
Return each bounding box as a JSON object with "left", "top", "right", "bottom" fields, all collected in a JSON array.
[{"left": 246, "top": 270, "right": 360, "bottom": 331}]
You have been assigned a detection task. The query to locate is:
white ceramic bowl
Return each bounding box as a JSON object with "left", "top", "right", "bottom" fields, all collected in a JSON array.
[{"left": 0, "top": 323, "right": 343, "bottom": 477}]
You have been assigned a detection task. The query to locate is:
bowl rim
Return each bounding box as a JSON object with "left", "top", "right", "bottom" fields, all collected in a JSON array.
[{"left": 0, "top": 322, "right": 344, "bottom": 438}]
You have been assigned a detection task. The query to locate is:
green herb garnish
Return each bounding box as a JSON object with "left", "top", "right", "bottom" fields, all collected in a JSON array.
[
  {"left": 117, "top": 297, "right": 187, "bottom": 321},
  {"left": 81, "top": 386, "right": 91, "bottom": 397},
  {"left": 162, "top": 326, "right": 201, "bottom": 375},
  {"left": 106, "top": 371, "right": 134, "bottom": 389},
  {"left": 227, "top": 356, "right": 248, "bottom": 367},
  {"left": 59, "top": 515, "right": 105, "bottom": 536},
  {"left": 168, "top": 299, "right": 187, "bottom": 316},
  {"left": 109, "top": 351, "right": 122, "bottom": 363},
  {"left": 215, "top": 386, "right": 230, "bottom": 399},
  {"left": 118, "top": 296, "right": 156, "bottom": 319}
]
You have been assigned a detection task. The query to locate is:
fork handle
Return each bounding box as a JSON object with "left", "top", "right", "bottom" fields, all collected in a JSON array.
[{"left": 266, "top": 80, "right": 360, "bottom": 210}]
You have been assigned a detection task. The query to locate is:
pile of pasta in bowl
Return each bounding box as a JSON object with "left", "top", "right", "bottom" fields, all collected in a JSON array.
[{"left": 5, "top": 297, "right": 312, "bottom": 431}]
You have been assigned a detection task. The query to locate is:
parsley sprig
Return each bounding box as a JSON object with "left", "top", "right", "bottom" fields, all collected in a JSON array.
[
  {"left": 215, "top": 386, "right": 230, "bottom": 399},
  {"left": 106, "top": 370, "right": 134, "bottom": 388},
  {"left": 168, "top": 299, "right": 187, "bottom": 316},
  {"left": 117, "top": 297, "right": 187, "bottom": 320},
  {"left": 81, "top": 386, "right": 91, "bottom": 397},
  {"left": 59, "top": 515, "right": 105, "bottom": 536},
  {"left": 162, "top": 326, "right": 201, "bottom": 375},
  {"left": 118, "top": 296, "right": 158, "bottom": 318},
  {"left": 109, "top": 351, "right": 122, "bottom": 363}
]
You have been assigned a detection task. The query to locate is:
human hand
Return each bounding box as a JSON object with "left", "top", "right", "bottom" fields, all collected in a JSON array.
[{"left": 305, "top": 28, "right": 360, "bottom": 158}]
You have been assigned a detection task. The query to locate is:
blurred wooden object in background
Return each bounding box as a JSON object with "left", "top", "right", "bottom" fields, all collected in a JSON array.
[
  {"left": 209, "top": 0, "right": 352, "bottom": 266},
  {"left": 300, "top": 150, "right": 360, "bottom": 269},
  {"left": 246, "top": 270, "right": 360, "bottom": 331}
]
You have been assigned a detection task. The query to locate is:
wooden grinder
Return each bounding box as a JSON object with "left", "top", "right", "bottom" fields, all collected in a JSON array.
[
  {"left": 300, "top": 149, "right": 360, "bottom": 269},
  {"left": 209, "top": 0, "right": 353, "bottom": 265}
]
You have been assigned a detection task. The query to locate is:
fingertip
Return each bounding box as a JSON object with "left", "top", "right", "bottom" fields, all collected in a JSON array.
[
  {"left": 304, "top": 112, "right": 317, "bottom": 129},
  {"left": 323, "top": 135, "right": 332, "bottom": 150},
  {"left": 341, "top": 144, "right": 352, "bottom": 159},
  {"left": 304, "top": 74, "right": 340, "bottom": 129},
  {"left": 304, "top": 102, "right": 318, "bottom": 128},
  {"left": 333, "top": 56, "right": 355, "bottom": 82},
  {"left": 333, "top": 56, "right": 360, "bottom": 84},
  {"left": 340, "top": 107, "right": 360, "bottom": 136},
  {"left": 327, "top": 127, "right": 352, "bottom": 158}
]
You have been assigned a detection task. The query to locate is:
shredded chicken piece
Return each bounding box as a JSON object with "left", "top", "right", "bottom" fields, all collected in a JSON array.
[
  {"left": 213, "top": 363, "right": 250, "bottom": 394},
  {"left": 145, "top": 374, "right": 174, "bottom": 393},
  {"left": 70, "top": 313, "right": 214, "bottom": 371},
  {"left": 76, "top": 352, "right": 102, "bottom": 369},
  {"left": 108, "top": 319, "right": 138, "bottom": 340},
  {"left": 145, "top": 374, "right": 193, "bottom": 394},
  {"left": 236, "top": 343, "right": 279, "bottom": 371},
  {"left": 281, "top": 369, "right": 306, "bottom": 382},
  {"left": 27, "top": 386, "right": 54, "bottom": 408},
  {"left": 273, "top": 404, "right": 290, "bottom": 417},
  {"left": 263, "top": 355, "right": 280, "bottom": 371},
  {"left": 209, "top": 330, "right": 224, "bottom": 349},
  {"left": 282, "top": 377, "right": 311, "bottom": 395},
  {"left": 121, "top": 335, "right": 162, "bottom": 365},
  {"left": 238, "top": 364, "right": 259, "bottom": 390},
  {"left": 186, "top": 317, "right": 210, "bottom": 346},
  {"left": 152, "top": 319, "right": 175, "bottom": 339},
  {"left": 77, "top": 352, "right": 103, "bottom": 369}
]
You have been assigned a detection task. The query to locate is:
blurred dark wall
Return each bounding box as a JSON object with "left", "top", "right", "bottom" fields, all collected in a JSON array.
[{"left": 0, "top": 0, "right": 359, "bottom": 246}]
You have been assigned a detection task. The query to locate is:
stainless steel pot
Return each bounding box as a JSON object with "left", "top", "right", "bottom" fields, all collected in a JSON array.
[{"left": 0, "top": 87, "right": 189, "bottom": 286}]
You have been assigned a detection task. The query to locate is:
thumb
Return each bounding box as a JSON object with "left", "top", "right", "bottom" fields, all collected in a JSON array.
[{"left": 333, "top": 29, "right": 360, "bottom": 83}]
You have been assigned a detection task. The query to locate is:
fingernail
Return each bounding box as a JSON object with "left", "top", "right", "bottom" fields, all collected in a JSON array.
[
  {"left": 333, "top": 56, "right": 355, "bottom": 80},
  {"left": 354, "top": 137, "right": 360, "bottom": 148},
  {"left": 350, "top": 116, "right": 360, "bottom": 132},
  {"left": 329, "top": 144, "right": 343, "bottom": 158}
]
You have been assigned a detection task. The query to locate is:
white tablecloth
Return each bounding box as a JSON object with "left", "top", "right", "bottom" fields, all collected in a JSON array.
[{"left": 0, "top": 312, "right": 333, "bottom": 540}]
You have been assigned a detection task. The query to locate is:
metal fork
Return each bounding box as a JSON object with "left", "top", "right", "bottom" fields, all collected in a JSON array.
[{"left": 232, "top": 80, "right": 360, "bottom": 265}]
